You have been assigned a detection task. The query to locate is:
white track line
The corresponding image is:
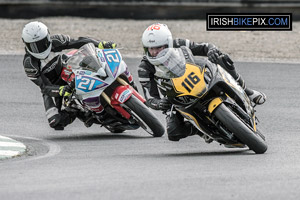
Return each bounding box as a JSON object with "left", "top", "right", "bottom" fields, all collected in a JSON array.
[{"left": 0, "top": 135, "right": 27, "bottom": 159}]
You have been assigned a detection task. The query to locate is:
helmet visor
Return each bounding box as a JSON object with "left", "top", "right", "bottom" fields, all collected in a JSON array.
[
  {"left": 25, "top": 35, "right": 51, "bottom": 54},
  {"left": 156, "top": 48, "right": 186, "bottom": 77}
]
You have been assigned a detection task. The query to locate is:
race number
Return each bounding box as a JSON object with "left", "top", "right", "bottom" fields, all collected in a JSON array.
[
  {"left": 147, "top": 24, "right": 161, "bottom": 31},
  {"left": 171, "top": 63, "right": 207, "bottom": 97},
  {"left": 77, "top": 78, "right": 96, "bottom": 91},
  {"left": 181, "top": 72, "right": 200, "bottom": 92},
  {"left": 103, "top": 49, "right": 121, "bottom": 77},
  {"left": 104, "top": 50, "right": 120, "bottom": 63}
]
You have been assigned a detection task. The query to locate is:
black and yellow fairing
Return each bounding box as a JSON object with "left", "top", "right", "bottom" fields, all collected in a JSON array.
[
  {"left": 162, "top": 61, "right": 257, "bottom": 142},
  {"left": 164, "top": 63, "right": 219, "bottom": 137}
]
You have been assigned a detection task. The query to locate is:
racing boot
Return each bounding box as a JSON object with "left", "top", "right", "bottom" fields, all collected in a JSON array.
[
  {"left": 166, "top": 112, "right": 197, "bottom": 141},
  {"left": 245, "top": 88, "right": 267, "bottom": 105},
  {"left": 218, "top": 55, "right": 266, "bottom": 105},
  {"left": 236, "top": 74, "right": 267, "bottom": 105},
  {"left": 54, "top": 110, "right": 76, "bottom": 130}
]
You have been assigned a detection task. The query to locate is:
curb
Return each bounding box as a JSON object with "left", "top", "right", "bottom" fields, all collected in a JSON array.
[{"left": 0, "top": 135, "right": 27, "bottom": 160}]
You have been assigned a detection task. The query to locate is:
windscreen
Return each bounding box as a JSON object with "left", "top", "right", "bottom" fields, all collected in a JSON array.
[{"left": 67, "top": 43, "right": 102, "bottom": 72}]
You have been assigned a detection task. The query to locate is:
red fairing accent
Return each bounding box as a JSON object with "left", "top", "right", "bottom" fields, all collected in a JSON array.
[
  {"left": 66, "top": 49, "right": 78, "bottom": 56},
  {"left": 110, "top": 85, "right": 146, "bottom": 119},
  {"left": 61, "top": 67, "right": 74, "bottom": 83},
  {"left": 128, "top": 75, "right": 133, "bottom": 83},
  {"left": 68, "top": 73, "right": 75, "bottom": 83},
  {"left": 112, "top": 85, "right": 133, "bottom": 103},
  {"left": 112, "top": 85, "right": 146, "bottom": 103},
  {"left": 111, "top": 85, "right": 133, "bottom": 119}
]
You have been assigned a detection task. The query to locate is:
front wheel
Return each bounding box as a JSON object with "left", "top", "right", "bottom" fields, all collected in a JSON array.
[
  {"left": 124, "top": 95, "right": 165, "bottom": 137},
  {"left": 214, "top": 103, "right": 267, "bottom": 154}
]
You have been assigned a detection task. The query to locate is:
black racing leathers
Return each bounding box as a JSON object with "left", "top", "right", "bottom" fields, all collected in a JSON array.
[
  {"left": 138, "top": 39, "right": 218, "bottom": 140},
  {"left": 23, "top": 34, "right": 101, "bottom": 129}
]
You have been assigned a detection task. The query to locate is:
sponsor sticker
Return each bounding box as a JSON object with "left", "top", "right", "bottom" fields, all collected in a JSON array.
[{"left": 118, "top": 89, "right": 132, "bottom": 103}]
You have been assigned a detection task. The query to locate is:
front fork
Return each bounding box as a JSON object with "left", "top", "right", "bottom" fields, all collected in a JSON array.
[{"left": 101, "top": 77, "right": 145, "bottom": 119}]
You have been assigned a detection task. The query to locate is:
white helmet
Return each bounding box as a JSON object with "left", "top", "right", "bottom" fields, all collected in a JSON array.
[
  {"left": 22, "top": 21, "right": 52, "bottom": 59},
  {"left": 142, "top": 23, "right": 173, "bottom": 64}
]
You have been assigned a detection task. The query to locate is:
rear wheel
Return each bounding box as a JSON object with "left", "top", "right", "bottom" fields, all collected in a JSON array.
[
  {"left": 124, "top": 95, "right": 165, "bottom": 137},
  {"left": 214, "top": 103, "right": 267, "bottom": 154}
]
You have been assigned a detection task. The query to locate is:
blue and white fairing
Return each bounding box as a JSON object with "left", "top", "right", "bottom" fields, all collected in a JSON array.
[{"left": 66, "top": 43, "right": 129, "bottom": 108}]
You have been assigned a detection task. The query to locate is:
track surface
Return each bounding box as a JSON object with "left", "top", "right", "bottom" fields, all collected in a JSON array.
[{"left": 1, "top": 55, "right": 300, "bottom": 200}]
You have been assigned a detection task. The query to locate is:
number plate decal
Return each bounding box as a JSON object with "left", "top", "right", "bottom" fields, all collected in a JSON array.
[
  {"left": 102, "top": 49, "right": 121, "bottom": 77},
  {"left": 171, "top": 63, "right": 207, "bottom": 97},
  {"left": 76, "top": 75, "right": 107, "bottom": 92}
]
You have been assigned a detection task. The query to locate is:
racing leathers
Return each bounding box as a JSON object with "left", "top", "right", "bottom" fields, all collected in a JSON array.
[
  {"left": 138, "top": 38, "right": 253, "bottom": 141},
  {"left": 23, "top": 34, "right": 113, "bottom": 130}
]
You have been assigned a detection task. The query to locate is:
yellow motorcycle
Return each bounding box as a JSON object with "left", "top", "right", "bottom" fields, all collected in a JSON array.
[{"left": 155, "top": 47, "right": 267, "bottom": 154}]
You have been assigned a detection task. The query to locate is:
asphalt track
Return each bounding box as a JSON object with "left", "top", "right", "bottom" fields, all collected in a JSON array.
[{"left": 1, "top": 55, "right": 300, "bottom": 200}]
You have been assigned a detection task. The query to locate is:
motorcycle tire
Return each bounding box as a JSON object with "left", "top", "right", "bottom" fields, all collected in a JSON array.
[
  {"left": 124, "top": 95, "right": 165, "bottom": 137},
  {"left": 214, "top": 103, "right": 267, "bottom": 154}
]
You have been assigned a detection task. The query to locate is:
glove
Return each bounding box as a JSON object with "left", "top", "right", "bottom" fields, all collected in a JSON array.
[
  {"left": 207, "top": 48, "right": 221, "bottom": 63},
  {"left": 59, "top": 85, "right": 73, "bottom": 97},
  {"left": 147, "top": 97, "right": 172, "bottom": 111},
  {"left": 98, "top": 41, "right": 117, "bottom": 49}
]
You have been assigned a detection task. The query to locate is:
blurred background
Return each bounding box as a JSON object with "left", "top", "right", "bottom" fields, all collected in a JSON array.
[
  {"left": 0, "top": 0, "right": 299, "bottom": 63},
  {"left": 1, "top": 0, "right": 300, "bottom": 20}
]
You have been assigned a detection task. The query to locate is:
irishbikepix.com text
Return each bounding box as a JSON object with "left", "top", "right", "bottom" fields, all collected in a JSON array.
[{"left": 207, "top": 14, "right": 292, "bottom": 31}]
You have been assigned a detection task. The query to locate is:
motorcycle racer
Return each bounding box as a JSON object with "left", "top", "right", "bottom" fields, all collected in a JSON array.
[
  {"left": 22, "top": 21, "right": 118, "bottom": 130},
  {"left": 138, "top": 23, "right": 267, "bottom": 141}
]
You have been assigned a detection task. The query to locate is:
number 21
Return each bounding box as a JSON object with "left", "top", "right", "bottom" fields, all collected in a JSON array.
[
  {"left": 104, "top": 50, "right": 119, "bottom": 63},
  {"left": 78, "top": 78, "right": 95, "bottom": 91}
]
